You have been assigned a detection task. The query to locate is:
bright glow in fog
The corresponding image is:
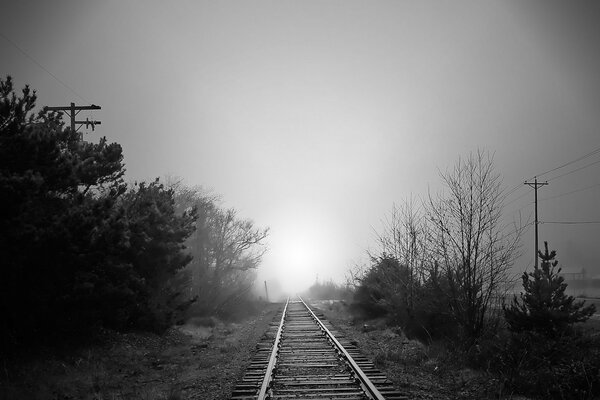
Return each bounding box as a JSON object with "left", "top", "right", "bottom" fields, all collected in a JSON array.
[
  {"left": 278, "top": 266, "right": 316, "bottom": 295},
  {"left": 276, "top": 239, "right": 319, "bottom": 294},
  {"left": 258, "top": 206, "right": 341, "bottom": 296}
]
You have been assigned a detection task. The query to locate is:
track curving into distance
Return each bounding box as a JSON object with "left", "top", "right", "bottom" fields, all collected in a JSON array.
[{"left": 231, "top": 298, "right": 407, "bottom": 399}]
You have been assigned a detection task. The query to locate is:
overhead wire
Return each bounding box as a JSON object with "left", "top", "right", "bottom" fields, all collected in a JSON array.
[
  {"left": 497, "top": 140, "right": 600, "bottom": 274},
  {"left": 504, "top": 143, "right": 600, "bottom": 222},
  {"left": 0, "top": 31, "right": 91, "bottom": 105},
  {"left": 533, "top": 144, "right": 600, "bottom": 180},
  {"left": 501, "top": 208, "right": 534, "bottom": 245},
  {"left": 505, "top": 187, "right": 533, "bottom": 207},
  {"left": 541, "top": 221, "right": 600, "bottom": 225},
  {"left": 502, "top": 183, "right": 528, "bottom": 206},
  {"left": 539, "top": 182, "right": 600, "bottom": 202},
  {"left": 545, "top": 159, "right": 600, "bottom": 182},
  {"left": 503, "top": 179, "right": 528, "bottom": 198}
]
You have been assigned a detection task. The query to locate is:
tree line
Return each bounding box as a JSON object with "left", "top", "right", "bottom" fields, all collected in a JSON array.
[{"left": 0, "top": 77, "right": 268, "bottom": 354}]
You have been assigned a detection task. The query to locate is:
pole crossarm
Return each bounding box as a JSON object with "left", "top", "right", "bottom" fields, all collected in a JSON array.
[
  {"left": 45, "top": 105, "right": 101, "bottom": 111},
  {"left": 43, "top": 102, "right": 101, "bottom": 134},
  {"left": 74, "top": 119, "right": 102, "bottom": 131}
]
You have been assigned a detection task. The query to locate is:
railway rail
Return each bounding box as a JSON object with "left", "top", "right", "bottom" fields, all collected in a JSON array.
[{"left": 231, "top": 298, "right": 407, "bottom": 399}]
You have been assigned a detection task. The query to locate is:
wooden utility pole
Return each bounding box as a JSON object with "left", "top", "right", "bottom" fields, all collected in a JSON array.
[
  {"left": 44, "top": 102, "right": 101, "bottom": 139},
  {"left": 525, "top": 177, "right": 548, "bottom": 267},
  {"left": 264, "top": 280, "right": 269, "bottom": 302}
]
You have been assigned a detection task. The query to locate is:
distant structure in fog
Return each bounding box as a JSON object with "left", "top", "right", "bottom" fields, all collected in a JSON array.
[{"left": 558, "top": 265, "right": 587, "bottom": 281}]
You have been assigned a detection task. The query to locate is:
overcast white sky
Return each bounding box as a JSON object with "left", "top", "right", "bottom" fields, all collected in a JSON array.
[{"left": 2, "top": 1, "right": 599, "bottom": 293}]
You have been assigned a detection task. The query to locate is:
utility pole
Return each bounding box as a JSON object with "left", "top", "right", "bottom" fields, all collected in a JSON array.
[
  {"left": 264, "top": 280, "right": 269, "bottom": 302},
  {"left": 525, "top": 177, "right": 548, "bottom": 267},
  {"left": 44, "top": 102, "right": 101, "bottom": 139}
]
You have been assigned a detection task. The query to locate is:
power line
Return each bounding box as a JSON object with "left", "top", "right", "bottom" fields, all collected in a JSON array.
[
  {"left": 0, "top": 31, "right": 91, "bottom": 104},
  {"left": 534, "top": 145, "right": 600, "bottom": 180},
  {"left": 511, "top": 202, "right": 534, "bottom": 222},
  {"left": 504, "top": 180, "right": 528, "bottom": 197},
  {"left": 505, "top": 145, "right": 600, "bottom": 231},
  {"left": 504, "top": 144, "right": 600, "bottom": 212},
  {"left": 546, "top": 159, "right": 600, "bottom": 182},
  {"left": 502, "top": 183, "right": 528, "bottom": 204},
  {"left": 539, "top": 182, "right": 600, "bottom": 202},
  {"left": 501, "top": 214, "right": 534, "bottom": 239},
  {"left": 505, "top": 187, "right": 533, "bottom": 207},
  {"left": 541, "top": 221, "right": 600, "bottom": 225}
]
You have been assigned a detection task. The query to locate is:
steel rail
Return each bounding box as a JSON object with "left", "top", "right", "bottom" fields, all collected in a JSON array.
[
  {"left": 298, "top": 297, "right": 387, "bottom": 400},
  {"left": 257, "top": 297, "right": 289, "bottom": 400}
]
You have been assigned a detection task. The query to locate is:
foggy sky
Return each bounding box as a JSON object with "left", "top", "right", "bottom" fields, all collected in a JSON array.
[{"left": 2, "top": 1, "right": 599, "bottom": 292}]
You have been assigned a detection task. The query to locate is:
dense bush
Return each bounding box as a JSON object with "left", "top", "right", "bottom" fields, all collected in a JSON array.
[
  {"left": 351, "top": 256, "right": 403, "bottom": 320},
  {"left": 405, "top": 277, "right": 458, "bottom": 342},
  {"left": 351, "top": 255, "right": 458, "bottom": 342},
  {"left": 116, "top": 180, "right": 197, "bottom": 330}
]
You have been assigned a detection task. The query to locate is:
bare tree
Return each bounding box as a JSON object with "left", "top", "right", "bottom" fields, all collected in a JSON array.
[
  {"left": 427, "top": 150, "right": 521, "bottom": 342},
  {"left": 211, "top": 208, "right": 269, "bottom": 274},
  {"left": 169, "top": 180, "right": 269, "bottom": 316}
]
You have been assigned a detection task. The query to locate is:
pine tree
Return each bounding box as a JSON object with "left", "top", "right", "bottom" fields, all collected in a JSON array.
[
  {"left": 0, "top": 76, "right": 197, "bottom": 348},
  {"left": 504, "top": 242, "right": 596, "bottom": 336},
  {"left": 0, "top": 76, "right": 128, "bottom": 345}
]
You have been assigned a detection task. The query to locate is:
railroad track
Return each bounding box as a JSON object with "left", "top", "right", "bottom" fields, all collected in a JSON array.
[{"left": 231, "top": 298, "right": 408, "bottom": 399}]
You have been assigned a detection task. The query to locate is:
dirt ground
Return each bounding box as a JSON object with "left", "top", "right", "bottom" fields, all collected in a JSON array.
[{"left": 0, "top": 303, "right": 280, "bottom": 400}]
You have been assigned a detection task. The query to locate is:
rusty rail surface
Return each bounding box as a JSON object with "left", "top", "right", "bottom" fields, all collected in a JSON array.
[{"left": 231, "top": 298, "right": 407, "bottom": 399}]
